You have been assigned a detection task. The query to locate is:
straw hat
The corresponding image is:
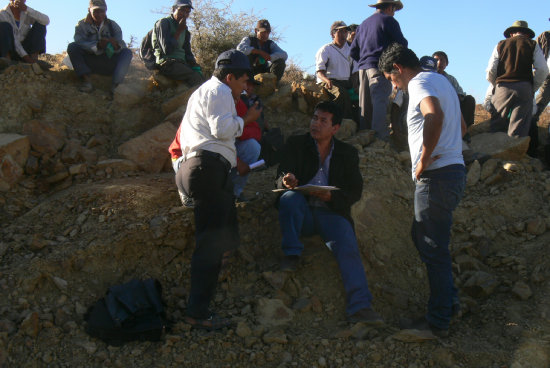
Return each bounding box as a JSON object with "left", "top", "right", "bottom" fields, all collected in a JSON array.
[
  {"left": 368, "top": 0, "right": 403, "bottom": 11},
  {"left": 503, "top": 20, "right": 535, "bottom": 39}
]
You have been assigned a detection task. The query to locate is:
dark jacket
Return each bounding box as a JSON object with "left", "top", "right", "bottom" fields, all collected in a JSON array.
[
  {"left": 276, "top": 133, "right": 363, "bottom": 225},
  {"left": 350, "top": 12, "right": 407, "bottom": 70},
  {"left": 152, "top": 15, "right": 196, "bottom": 66}
]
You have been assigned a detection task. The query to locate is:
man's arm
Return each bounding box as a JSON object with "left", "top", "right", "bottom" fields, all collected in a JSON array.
[
  {"left": 416, "top": 96, "right": 444, "bottom": 179},
  {"left": 25, "top": 6, "right": 50, "bottom": 26},
  {"left": 108, "top": 20, "right": 126, "bottom": 51},
  {"left": 315, "top": 45, "right": 332, "bottom": 88},
  {"left": 533, "top": 44, "right": 549, "bottom": 92},
  {"left": 269, "top": 41, "right": 288, "bottom": 61},
  {"left": 388, "top": 17, "right": 407, "bottom": 47},
  {"left": 236, "top": 37, "right": 254, "bottom": 55},
  {"left": 206, "top": 91, "right": 244, "bottom": 140},
  {"left": 486, "top": 45, "right": 499, "bottom": 85}
]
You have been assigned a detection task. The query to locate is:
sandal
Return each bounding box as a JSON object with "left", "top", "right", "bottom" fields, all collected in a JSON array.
[{"left": 184, "top": 313, "right": 231, "bottom": 331}]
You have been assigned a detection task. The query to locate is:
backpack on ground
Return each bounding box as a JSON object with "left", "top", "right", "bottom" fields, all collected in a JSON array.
[
  {"left": 84, "top": 278, "right": 169, "bottom": 346},
  {"left": 140, "top": 29, "right": 158, "bottom": 70}
]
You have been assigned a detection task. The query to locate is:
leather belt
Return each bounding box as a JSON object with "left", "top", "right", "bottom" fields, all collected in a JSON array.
[{"left": 186, "top": 149, "right": 231, "bottom": 171}]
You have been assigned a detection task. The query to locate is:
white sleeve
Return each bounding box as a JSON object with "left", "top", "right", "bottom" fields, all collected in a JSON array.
[
  {"left": 315, "top": 45, "right": 329, "bottom": 73},
  {"left": 533, "top": 44, "right": 549, "bottom": 92},
  {"left": 206, "top": 91, "right": 244, "bottom": 140},
  {"left": 26, "top": 7, "right": 50, "bottom": 26},
  {"left": 486, "top": 45, "right": 499, "bottom": 85}
]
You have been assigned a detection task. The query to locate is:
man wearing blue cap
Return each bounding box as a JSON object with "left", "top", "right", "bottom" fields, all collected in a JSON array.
[
  {"left": 172, "top": 49, "right": 261, "bottom": 330},
  {"left": 152, "top": 0, "right": 204, "bottom": 85}
]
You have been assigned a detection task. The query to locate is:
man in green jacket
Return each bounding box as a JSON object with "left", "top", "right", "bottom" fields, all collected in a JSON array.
[{"left": 152, "top": 0, "right": 204, "bottom": 86}]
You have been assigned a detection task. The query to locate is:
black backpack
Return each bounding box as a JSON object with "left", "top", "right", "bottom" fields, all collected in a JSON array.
[
  {"left": 84, "top": 279, "right": 169, "bottom": 346},
  {"left": 140, "top": 29, "right": 158, "bottom": 70}
]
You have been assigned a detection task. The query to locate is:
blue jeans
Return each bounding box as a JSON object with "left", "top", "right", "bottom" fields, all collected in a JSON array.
[
  {"left": 230, "top": 138, "right": 261, "bottom": 197},
  {"left": 67, "top": 42, "right": 133, "bottom": 86},
  {"left": 279, "top": 190, "right": 373, "bottom": 315},
  {"left": 412, "top": 164, "right": 465, "bottom": 330}
]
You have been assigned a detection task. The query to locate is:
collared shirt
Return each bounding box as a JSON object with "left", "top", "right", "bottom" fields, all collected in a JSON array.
[
  {"left": 0, "top": 5, "right": 49, "bottom": 57},
  {"left": 407, "top": 72, "right": 464, "bottom": 180},
  {"left": 315, "top": 42, "right": 355, "bottom": 82},
  {"left": 236, "top": 36, "right": 288, "bottom": 62},
  {"left": 486, "top": 39, "right": 548, "bottom": 91},
  {"left": 307, "top": 140, "right": 334, "bottom": 208},
  {"left": 442, "top": 72, "right": 465, "bottom": 96},
  {"left": 179, "top": 76, "right": 244, "bottom": 168}
]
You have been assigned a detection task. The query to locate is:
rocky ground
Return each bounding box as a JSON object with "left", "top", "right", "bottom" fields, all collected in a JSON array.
[{"left": 1, "top": 55, "right": 550, "bottom": 368}]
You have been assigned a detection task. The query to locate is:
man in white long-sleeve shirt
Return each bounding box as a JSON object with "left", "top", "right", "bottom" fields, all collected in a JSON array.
[
  {"left": 486, "top": 20, "right": 549, "bottom": 137},
  {"left": 173, "top": 49, "right": 261, "bottom": 331},
  {"left": 0, "top": 0, "right": 49, "bottom": 67}
]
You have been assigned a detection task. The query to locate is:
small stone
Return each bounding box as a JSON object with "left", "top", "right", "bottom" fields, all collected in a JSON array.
[
  {"left": 19, "top": 312, "right": 40, "bottom": 337},
  {"left": 51, "top": 276, "right": 68, "bottom": 291},
  {"left": 236, "top": 321, "right": 252, "bottom": 338},
  {"left": 466, "top": 160, "right": 480, "bottom": 186},
  {"left": 526, "top": 218, "right": 546, "bottom": 235},
  {"left": 511, "top": 281, "right": 532, "bottom": 300},
  {"left": 392, "top": 329, "right": 436, "bottom": 342},
  {"left": 262, "top": 329, "right": 288, "bottom": 344}
]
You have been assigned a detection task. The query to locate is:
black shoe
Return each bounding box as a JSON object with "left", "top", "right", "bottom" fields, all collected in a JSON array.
[
  {"left": 399, "top": 317, "right": 448, "bottom": 338},
  {"left": 347, "top": 308, "right": 384, "bottom": 326},
  {"left": 235, "top": 193, "right": 248, "bottom": 203},
  {"left": 280, "top": 255, "right": 300, "bottom": 272}
]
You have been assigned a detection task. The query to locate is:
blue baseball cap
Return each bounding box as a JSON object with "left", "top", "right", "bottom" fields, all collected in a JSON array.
[
  {"left": 174, "top": 0, "right": 193, "bottom": 9},
  {"left": 215, "top": 50, "right": 251, "bottom": 70},
  {"left": 419, "top": 56, "right": 437, "bottom": 72}
]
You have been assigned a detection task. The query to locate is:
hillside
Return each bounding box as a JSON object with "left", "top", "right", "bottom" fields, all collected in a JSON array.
[{"left": 0, "top": 55, "right": 549, "bottom": 368}]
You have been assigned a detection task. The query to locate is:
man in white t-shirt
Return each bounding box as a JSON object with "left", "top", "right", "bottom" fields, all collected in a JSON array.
[
  {"left": 379, "top": 43, "right": 466, "bottom": 339},
  {"left": 315, "top": 21, "right": 355, "bottom": 121}
]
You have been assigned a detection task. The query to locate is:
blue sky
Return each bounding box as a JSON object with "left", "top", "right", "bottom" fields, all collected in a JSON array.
[{"left": 25, "top": 0, "right": 550, "bottom": 101}]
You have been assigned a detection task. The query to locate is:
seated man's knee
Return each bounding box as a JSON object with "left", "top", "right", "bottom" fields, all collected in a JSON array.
[
  {"left": 279, "top": 190, "right": 305, "bottom": 208},
  {"left": 31, "top": 22, "right": 47, "bottom": 35},
  {"left": 119, "top": 47, "right": 133, "bottom": 59},
  {"left": 67, "top": 42, "right": 82, "bottom": 55}
]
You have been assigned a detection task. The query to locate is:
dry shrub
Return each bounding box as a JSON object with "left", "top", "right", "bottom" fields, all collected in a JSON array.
[
  {"left": 189, "top": 0, "right": 258, "bottom": 75},
  {"left": 280, "top": 59, "right": 306, "bottom": 85}
]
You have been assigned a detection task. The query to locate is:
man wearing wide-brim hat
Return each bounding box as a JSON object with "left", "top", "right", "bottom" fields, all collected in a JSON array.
[
  {"left": 350, "top": 0, "right": 407, "bottom": 137},
  {"left": 486, "top": 20, "right": 548, "bottom": 138}
]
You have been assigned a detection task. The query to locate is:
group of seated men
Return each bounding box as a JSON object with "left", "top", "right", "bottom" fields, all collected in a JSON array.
[{"left": 0, "top": 0, "right": 288, "bottom": 96}]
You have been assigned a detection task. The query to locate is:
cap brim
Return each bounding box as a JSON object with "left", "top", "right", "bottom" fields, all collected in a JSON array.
[
  {"left": 257, "top": 27, "right": 269, "bottom": 32},
  {"left": 504, "top": 26, "right": 535, "bottom": 39},
  {"left": 90, "top": 6, "right": 107, "bottom": 10}
]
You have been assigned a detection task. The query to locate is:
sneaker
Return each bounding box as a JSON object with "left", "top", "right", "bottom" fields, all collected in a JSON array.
[
  {"left": 79, "top": 81, "right": 94, "bottom": 93},
  {"left": 280, "top": 255, "right": 300, "bottom": 272},
  {"left": 178, "top": 190, "right": 194, "bottom": 208},
  {"left": 347, "top": 308, "right": 384, "bottom": 326},
  {"left": 399, "top": 317, "right": 448, "bottom": 338}
]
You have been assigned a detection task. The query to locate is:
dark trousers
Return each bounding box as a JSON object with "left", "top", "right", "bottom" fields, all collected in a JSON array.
[
  {"left": 175, "top": 153, "right": 239, "bottom": 319},
  {"left": 323, "top": 79, "right": 354, "bottom": 121},
  {"left": 412, "top": 164, "right": 465, "bottom": 330},
  {"left": 67, "top": 42, "right": 133, "bottom": 85},
  {"left": 0, "top": 22, "right": 46, "bottom": 58},
  {"left": 158, "top": 59, "right": 205, "bottom": 86},
  {"left": 249, "top": 56, "right": 286, "bottom": 81}
]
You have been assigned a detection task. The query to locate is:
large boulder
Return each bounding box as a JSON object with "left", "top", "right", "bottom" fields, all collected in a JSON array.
[
  {"left": 0, "top": 133, "right": 30, "bottom": 167},
  {"left": 118, "top": 122, "right": 177, "bottom": 173},
  {"left": 161, "top": 86, "right": 198, "bottom": 116},
  {"left": 22, "top": 120, "right": 66, "bottom": 156},
  {"left": 470, "top": 132, "right": 530, "bottom": 161},
  {"left": 254, "top": 73, "right": 277, "bottom": 97}
]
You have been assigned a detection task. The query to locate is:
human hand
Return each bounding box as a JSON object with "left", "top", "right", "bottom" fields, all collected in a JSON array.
[
  {"left": 97, "top": 38, "right": 109, "bottom": 50},
  {"left": 22, "top": 55, "right": 34, "bottom": 64},
  {"left": 243, "top": 101, "right": 262, "bottom": 124},
  {"left": 236, "top": 159, "right": 250, "bottom": 176},
  {"left": 415, "top": 155, "right": 440, "bottom": 180},
  {"left": 282, "top": 173, "right": 298, "bottom": 189},
  {"left": 257, "top": 50, "right": 271, "bottom": 61},
  {"left": 324, "top": 80, "right": 333, "bottom": 89}
]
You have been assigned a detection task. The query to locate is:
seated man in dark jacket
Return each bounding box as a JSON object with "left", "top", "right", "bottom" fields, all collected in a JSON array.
[
  {"left": 276, "top": 101, "right": 382, "bottom": 325},
  {"left": 152, "top": 0, "right": 204, "bottom": 86}
]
